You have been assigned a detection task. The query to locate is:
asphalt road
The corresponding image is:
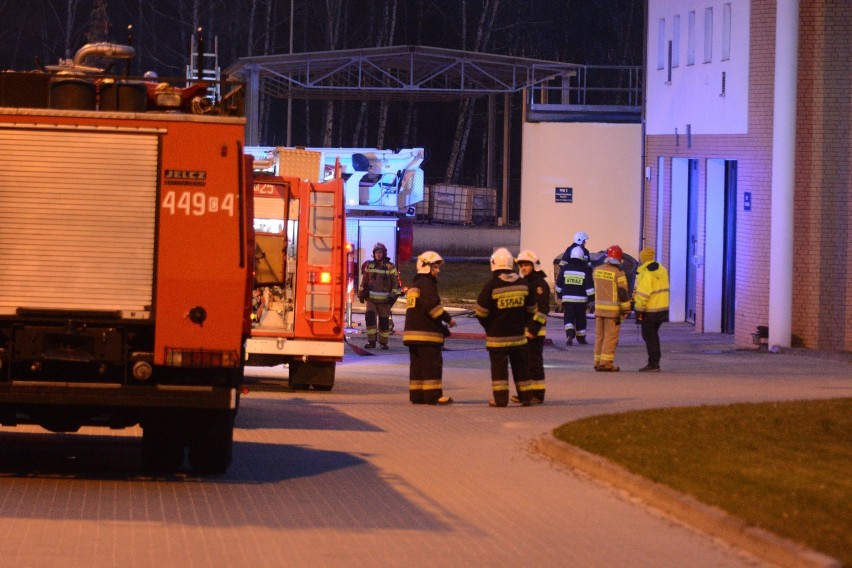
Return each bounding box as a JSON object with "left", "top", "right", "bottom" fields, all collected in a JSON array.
[{"left": 0, "top": 314, "right": 848, "bottom": 567}]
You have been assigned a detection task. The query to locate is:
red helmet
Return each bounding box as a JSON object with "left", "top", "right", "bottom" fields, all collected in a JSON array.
[{"left": 606, "top": 245, "right": 623, "bottom": 262}]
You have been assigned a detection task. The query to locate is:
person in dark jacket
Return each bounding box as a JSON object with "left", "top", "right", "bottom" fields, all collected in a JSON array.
[
  {"left": 358, "top": 242, "right": 402, "bottom": 349},
  {"left": 633, "top": 248, "right": 670, "bottom": 372},
  {"left": 558, "top": 230, "right": 591, "bottom": 268},
  {"left": 403, "top": 251, "right": 455, "bottom": 404},
  {"left": 475, "top": 248, "right": 538, "bottom": 407},
  {"left": 555, "top": 246, "right": 595, "bottom": 345},
  {"left": 515, "top": 249, "right": 550, "bottom": 403}
]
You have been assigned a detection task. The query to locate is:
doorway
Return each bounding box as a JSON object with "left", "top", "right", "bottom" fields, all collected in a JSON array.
[
  {"left": 705, "top": 159, "right": 737, "bottom": 334},
  {"left": 721, "top": 161, "right": 737, "bottom": 333},
  {"left": 670, "top": 158, "right": 698, "bottom": 324},
  {"left": 685, "top": 159, "right": 699, "bottom": 323}
]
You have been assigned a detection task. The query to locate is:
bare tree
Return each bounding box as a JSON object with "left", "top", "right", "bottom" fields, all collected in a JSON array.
[
  {"left": 444, "top": 0, "right": 500, "bottom": 183},
  {"left": 65, "top": 0, "right": 80, "bottom": 58}
]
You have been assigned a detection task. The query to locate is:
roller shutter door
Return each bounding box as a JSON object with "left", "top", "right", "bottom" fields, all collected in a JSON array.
[{"left": 0, "top": 127, "right": 159, "bottom": 318}]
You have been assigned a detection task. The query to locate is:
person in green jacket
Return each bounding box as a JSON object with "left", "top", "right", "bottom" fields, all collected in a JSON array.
[{"left": 633, "top": 248, "right": 670, "bottom": 372}]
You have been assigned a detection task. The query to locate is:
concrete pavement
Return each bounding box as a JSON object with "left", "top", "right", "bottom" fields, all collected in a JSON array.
[{"left": 0, "top": 309, "right": 847, "bottom": 567}]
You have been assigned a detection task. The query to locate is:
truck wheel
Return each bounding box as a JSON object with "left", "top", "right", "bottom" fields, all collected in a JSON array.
[
  {"left": 188, "top": 410, "right": 234, "bottom": 475},
  {"left": 142, "top": 422, "right": 184, "bottom": 472}
]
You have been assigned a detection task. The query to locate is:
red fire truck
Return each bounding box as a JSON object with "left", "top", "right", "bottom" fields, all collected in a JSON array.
[
  {"left": 245, "top": 149, "right": 347, "bottom": 391},
  {"left": 0, "top": 43, "right": 253, "bottom": 473}
]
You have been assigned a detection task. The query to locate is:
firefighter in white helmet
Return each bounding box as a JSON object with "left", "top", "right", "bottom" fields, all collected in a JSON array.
[
  {"left": 402, "top": 251, "right": 455, "bottom": 404},
  {"left": 558, "top": 230, "right": 591, "bottom": 268},
  {"left": 555, "top": 246, "right": 595, "bottom": 346},
  {"left": 515, "top": 249, "right": 550, "bottom": 404},
  {"left": 358, "top": 242, "right": 401, "bottom": 349},
  {"left": 475, "top": 247, "right": 538, "bottom": 407}
]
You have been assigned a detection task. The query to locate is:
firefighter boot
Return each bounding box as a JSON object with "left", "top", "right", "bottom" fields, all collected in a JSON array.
[
  {"left": 365, "top": 341, "right": 377, "bottom": 349},
  {"left": 379, "top": 343, "right": 389, "bottom": 350}
]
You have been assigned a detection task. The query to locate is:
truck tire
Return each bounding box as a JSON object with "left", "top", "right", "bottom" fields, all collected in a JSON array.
[
  {"left": 188, "top": 410, "right": 234, "bottom": 475},
  {"left": 142, "top": 421, "right": 185, "bottom": 472}
]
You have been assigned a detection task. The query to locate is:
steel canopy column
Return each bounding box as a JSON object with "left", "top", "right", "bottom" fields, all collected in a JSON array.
[
  {"left": 768, "top": 0, "right": 799, "bottom": 350},
  {"left": 243, "top": 64, "right": 260, "bottom": 146}
]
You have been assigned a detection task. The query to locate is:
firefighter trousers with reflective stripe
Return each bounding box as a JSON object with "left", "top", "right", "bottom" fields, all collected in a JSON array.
[
  {"left": 594, "top": 317, "right": 621, "bottom": 367},
  {"left": 365, "top": 301, "right": 392, "bottom": 345},
  {"left": 562, "top": 301, "right": 588, "bottom": 340},
  {"left": 489, "top": 348, "right": 530, "bottom": 407},
  {"left": 408, "top": 344, "right": 444, "bottom": 404},
  {"left": 525, "top": 336, "right": 545, "bottom": 402}
]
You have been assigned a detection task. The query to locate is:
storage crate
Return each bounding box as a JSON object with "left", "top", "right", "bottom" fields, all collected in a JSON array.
[
  {"left": 471, "top": 187, "right": 497, "bottom": 225},
  {"left": 430, "top": 183, "right": 473, "bottom": 224}
]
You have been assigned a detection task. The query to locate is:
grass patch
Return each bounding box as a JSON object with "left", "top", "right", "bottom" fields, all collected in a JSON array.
[
  {"left": 553, "top": 398, "right": 852, "bottom": 566},
  {"left": 399, "top": 260, "right": 491, "bottom": 306}
]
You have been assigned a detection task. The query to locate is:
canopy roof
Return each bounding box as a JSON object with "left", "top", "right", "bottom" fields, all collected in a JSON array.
[{"left": 224, "top": 44, "right": 580, "bottom": 101}]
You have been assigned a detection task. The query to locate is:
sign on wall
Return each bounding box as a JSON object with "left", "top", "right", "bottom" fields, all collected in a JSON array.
[{"left": 555, "top": 187, "right": 573, "bottom": 203}]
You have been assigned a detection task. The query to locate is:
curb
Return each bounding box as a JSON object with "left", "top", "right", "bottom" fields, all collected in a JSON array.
[{"left": 534, "top": 435, "right": 842, "bottom": 568}]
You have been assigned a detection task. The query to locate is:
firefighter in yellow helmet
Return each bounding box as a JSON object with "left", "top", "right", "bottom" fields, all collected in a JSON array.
[
  {"left": 515, "top": 249, "right": 549, "bottom": 404},
  {"left": 403, "top": 251, "right": 455, "bottom": 404},
  {"left": 358, "top": 242, "right": 401, "bottom": 349},
  {"left": 475, "top": 247, "right": 538, "bottom": 407}
]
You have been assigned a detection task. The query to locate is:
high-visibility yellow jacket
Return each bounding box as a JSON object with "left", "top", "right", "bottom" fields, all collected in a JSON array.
[
  {"left": 592, "top": 262, "right": 630, "bottom": 319},
  {"left": 633, "top": 261, "right": 670, "bottom": 323}
]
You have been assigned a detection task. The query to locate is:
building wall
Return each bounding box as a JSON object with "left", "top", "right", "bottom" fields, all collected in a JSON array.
[
  {"left": 520, "top": 122, "right": 643, "bottom": 284},
  {"left": 645, "top": 0, "right": 852, "bottom": 351},
  {"left": 646, "top": 0, "right": 750, "bottom": 135},
  {"left": 792, "top": 1, "right": 852, "bottom": 350}
]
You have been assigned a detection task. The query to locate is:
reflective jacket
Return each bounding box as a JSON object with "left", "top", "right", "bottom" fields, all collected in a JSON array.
[
  {"left": 521, "top": 269, "right": 550, "bottom": 338},
  {"left": 592, "top": 263, "right": 630, "bottom": 319},
  {"left": 403, "top": 273, "right": 453, "bottom": 345},
  {"left": 359, "top": 257, "right": 401, "bottom": 304},
  {"left": 475, "top": 270, "right": 536, "bottom": 350},
  {"left": 633, "top": 261, "right": 670, "bottom": 323},
  {"left": 555, "top": 258, "right": 594, "bottom": 304}
]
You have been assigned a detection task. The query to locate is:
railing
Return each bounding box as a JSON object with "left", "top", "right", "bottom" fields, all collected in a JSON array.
[{"left": 526, "top": 65, "right": 643, "bottom": 122}]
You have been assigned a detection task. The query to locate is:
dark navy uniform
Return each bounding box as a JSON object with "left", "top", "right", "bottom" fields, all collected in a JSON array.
[
  {"left": 475, "top": 269, "right": 537, "bottom": 406},
  {"left": 403, "top": 272, "right": 453, "bottom": 404}
]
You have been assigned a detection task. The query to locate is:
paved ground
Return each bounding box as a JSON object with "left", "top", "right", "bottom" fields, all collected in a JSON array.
[{"left": 0, "top": 311, "right": 848, "bottom": 567}]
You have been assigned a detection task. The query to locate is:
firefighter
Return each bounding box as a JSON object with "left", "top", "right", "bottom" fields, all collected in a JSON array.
[
  {"left": 555, "top": 246, "right": 595, "bottom": 346},
  {"left": 592, "top": 245, "right": 632, "bottom": 372},
  {"left": 559, "top": 231, "right": 591, "bottom": 268},
  {"left": 475, "top": 248, "right": 538, "bottom": 407},
  {"left": 515, "top": 249, "right": 550, "bottom": 404},
  {"left": 633, "top": 248, "right": 670, "bottom": 372},
  {"left": 403, "top": 251, "right": 456, "bottom": 405},
  {"left": 358, "top": 242, "right": 402, "bottom": 349}
]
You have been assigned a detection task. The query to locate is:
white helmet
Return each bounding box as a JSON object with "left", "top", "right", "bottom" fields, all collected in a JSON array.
[
  {"left": 573, "top": 231, "right": 589, "bottom": 245},
  {"left": 570, "top": 246, "right": 585, "bottom": 260},
  {"left": 490, "top": 247, "right": 514, "bottom": 271},
  {"left": 514, "top": 249, "right": 541, "bottom": 271},
  {"left": 416, "top": 250, "right": 444, "bottom": 274}
]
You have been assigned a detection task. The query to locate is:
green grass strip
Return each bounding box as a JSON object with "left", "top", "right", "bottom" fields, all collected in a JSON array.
[{"left": 553, "top": 398, "right": 852, "bottom": 566}]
